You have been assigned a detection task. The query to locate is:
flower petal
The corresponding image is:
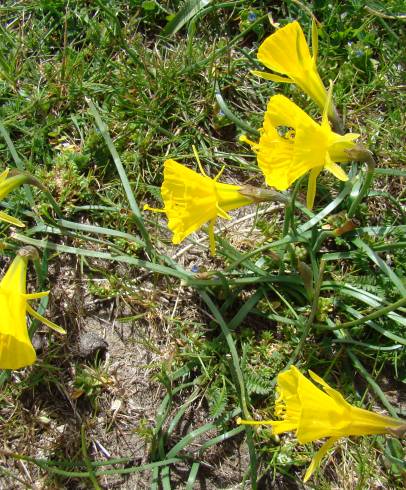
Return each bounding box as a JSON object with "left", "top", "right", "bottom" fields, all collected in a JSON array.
[
  {"left": 324, "top": 160, "right": 348, "bottom": 182},
  {"left": 26, "top": 303, "right": 66, "bottom": 334},
  {"left": 0, "top": 327, "right": 36, "bottom": 370},
  {"left": 303, "top": 437, "right": 339, "bottom": 483},
  {"left": 266, "top": 94, "right": 312, "bottom": 129},
  {"left": 0, "top": 168, "right": 10, "bottom": 184},
  {"left": 306, "top": 166, "right": 323, "bottom": 210},
  {"left": 257, "top": 21, "right": 312, "bottom": 77},
  {"left": 0, "top": 211, "right": 25, "bottom": 228},
  {"left": 156, "top": 159, "right": 253, "bottom": 245},
  {"left": 251, "top": 70, "right": 293, "bottom": 84}
]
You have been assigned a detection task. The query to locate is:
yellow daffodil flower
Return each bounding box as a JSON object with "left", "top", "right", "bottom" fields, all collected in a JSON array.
[
  {"left": 0, "top": 248, "right": 65, "bottom": 370},
  {"left": 144, "top": 158, "right": 254, "bottom": 255},
  {"left": 241, "top": 86, "right": 359, "bottom": 209},
  {"left": 253, "top": 20, "right": 330, "bottom": 116},
  {"left": 237, "top": 366, "right": 404, "bottom": 482},
  {"left": 0, "top": 168, "right": 29, "bottom": 227}
]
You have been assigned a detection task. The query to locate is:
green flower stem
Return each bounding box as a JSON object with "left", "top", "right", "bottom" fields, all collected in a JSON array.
[
  {"left": 321, "top": 296, "right": 406, "bottom": 331},
  {"left": 284, "top": 259, "right": 326, "bottom": 370},
  {"left": 0, "top": 448, "right": 183, "bottom": 478},
  {"left": 312, "top": 230, "right": 335, "bottom": 254},
  {"left": 348, "top": 148, "right": 376, "bottom": 218},
  {"left": 198, "top": 290, "right": 257, "bottom": 489},
  {"left": 277, "top": 179, "right": 302, "bottom": 273},
  {"left": 0, "top": 122, "right": 34, "bottom": 206},
  {"left": 346, "top": 349, "right": 398, "bottom": 418},
  {"left": 8, "top": 170, "right": 64, "bottom": 221},
  {"left": 215, "top": 83, "right": 259, "bottom": 137},
  {"left": 198, "top": 291, "right": 248, "bottom": 417},
  {"left": 86, "top": 98, "right": 153, "bottom": 255}
]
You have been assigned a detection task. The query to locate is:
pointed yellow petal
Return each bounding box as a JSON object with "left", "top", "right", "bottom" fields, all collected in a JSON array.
[
  {"left": 325, "top": 160, "right": 348, "bottom": 182},
  {"left": 303, "top": 437, "right": 339, "bottom": 483},
  {"left": 250, "top": 70, "right": 293, "bottom": 83},
  {"left": 236, "top": 417, "right": 298, "bottom": 434},
  {"left": 0, "top": 173, "right": 29, "bottom": 201},
  {"left": 143, "top": 204, "right": 166, "bottom": 213},
  {"left": 215, "top": 205, "right": 231, "bottom": 220},
  {"left": 192, "top": 145, "right": 207, "bottom": 176},
  {"left": 26, "top": 303, "right": 66, "bottom": 334},
  {"left": 0, "top": 211, "right": 25, "bottom": 228},
  {"left": 237, "top": 418, "right": 275, "bottom": 426},
  {"left": 214, "top": 165, "right": 226, "bottom": 182},
  {"left": 0, "top": 168, "right": 10, "bottom": 184},
  {"left": 239, "top": 134, "right": 259, "bottom": 152},
  {"left": 24, "top": 291, "right": 49, "bottom": 300},
  {"left": 257, "top": 21, "right": 312, "bottom": 77},
  {"left": 306, "top": 167, "right": 322, "bottom": 209},
  {"left": 322, "top": 81, "right": 334, "bottom": 128}
]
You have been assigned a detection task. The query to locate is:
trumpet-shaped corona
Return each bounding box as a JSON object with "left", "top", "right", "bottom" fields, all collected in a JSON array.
[
  {"left": 241, "top": 89, "right": 359, "bottom": 209},
  {"left": 253, "top": 20, "right": 329, "bottom": 115},
  {"left": 144, "top": 159, "right": 254, "bottom": 255},
  {"left": 237, "top": 366, "right": 404, "bottom": 482},
  {"left": 0, "top": 249, "right": 65, "bottom": 370},
  {"left": 0, "top": 168, "right": 28, "bottom": 227}
]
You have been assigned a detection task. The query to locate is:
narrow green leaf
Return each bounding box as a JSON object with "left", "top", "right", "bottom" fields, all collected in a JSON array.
[
  {"left": 344, "top": 306, "right": 406, "bottom": 345},
  {"left": 332, "top": 338, "right": 402, "bottom": 351},
  {"left": 215, "top": 84, "right": 259, "bottom": 136},
  {"left": 374, "top": 168, "right": 406, "bottom": 177},
  {"left": 12, "top": 234, "right": 190, "bottom": 281},
  {"left": 228, "top": 289, "right": 264, "bottom": 330},
  {"left": 57, "top": 219, "right": 143, "bottom": 246},
  {"left": 298, "top": 180, "right": 353, "bottom": 233},
  {"left": 0, "top": 121, "right": 34, "bottom": 206},
  {"left": 86, "top": 98, "right": 152, "bottom": 252},
  {"left": 352, "top": 237, "right": 406, "bottom": 297},
  {"left": 163, "top": 0, "right": 211, "bottom": 37},
  {"left": 185, "top": 462, "right": 200, "bottom": 490},
  {"left": 198, "top": 425, "right": 245, "bottom": 453},
  {"left": 346, "top": 348, "right": 399, "bottom": 417}
]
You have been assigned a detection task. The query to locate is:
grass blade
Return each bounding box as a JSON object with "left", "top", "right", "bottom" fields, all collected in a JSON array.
[
  {"left": 0, "top": 121, "right": 34, "bottom": 206},
  {"left": 12, "top": 234, "right": 190, "bottom": 281},
  {"left": 352, "top": 237, "right": 406, "bottom": 296},
  {"left": 86, "top": 98, "right": 152, "bottom": 253},
  {"left": 215, "top": 84, "right": 259, "bottom": 136},
  {"left": 346, "top": 348, "right": 399, "bottom": 417},
  {"left": 163, "top": 0, "right": 211, "bottom": 37},
  {"left": 185, "top": 462, "right": 200, "bottom": 490}
]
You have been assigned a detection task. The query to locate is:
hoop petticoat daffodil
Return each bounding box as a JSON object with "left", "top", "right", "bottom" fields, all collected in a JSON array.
[
  {"left": 253, "top": 20, "right": 340, "bottom": 125},
  {"left": 0, "top": 168, "right": 29, "bottom": 227},
  {"left": 0, "top": 248, "right": 65, "bottom": 370},
  {"left": 237, "top": 366, "right": 404, "bottom": 482},
  {"left": 241, "top": 86, "right": 359, "bottom": 209},
  {"left": 144, "top": 158, "right": 255, "bottom": 255}
]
